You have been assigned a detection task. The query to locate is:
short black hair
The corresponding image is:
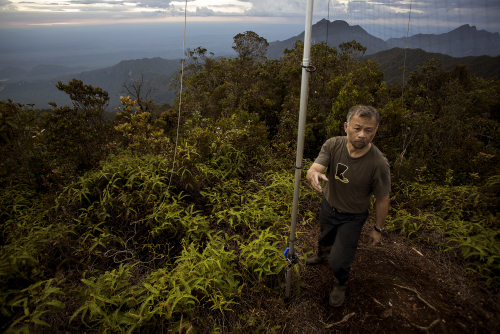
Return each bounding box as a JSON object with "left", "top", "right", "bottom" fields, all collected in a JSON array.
[{"left": 346, "top": 105, "right": 380, "bottom": 125}]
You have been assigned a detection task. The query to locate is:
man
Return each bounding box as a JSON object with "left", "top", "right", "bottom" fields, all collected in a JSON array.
[{"left": 306, "top": 105, "right": 390, "bottom": 307}]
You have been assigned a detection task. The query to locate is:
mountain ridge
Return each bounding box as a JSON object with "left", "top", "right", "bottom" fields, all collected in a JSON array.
[
  {"left": 0, "top": 57, "right": 181, "bottom": 110},
  {"left": 1, "top": 20, "right": 499, "bottom": 109},
  {"left": 1, "top": 49, "right": 498, "bottom": 110},
  {"left": 267, "top": 20, "right": 500, "bottom": 60},
  {"left": 267, "top": 19, "right": 389, "bottom": 59},
  {"left": 365, "top": 48, "right": 500, "bottom": 84},
  {"left": 386, "top": 24, "right": 500, "bottom": 57}
]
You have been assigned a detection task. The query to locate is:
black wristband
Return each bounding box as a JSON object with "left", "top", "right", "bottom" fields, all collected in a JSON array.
[{"left": 374, "top": 226, "right": 386, "bottom": 233}]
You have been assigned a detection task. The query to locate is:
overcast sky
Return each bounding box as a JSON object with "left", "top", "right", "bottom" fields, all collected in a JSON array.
[{"left": 1, "top": 0, "right": 499, "bottom": 40}]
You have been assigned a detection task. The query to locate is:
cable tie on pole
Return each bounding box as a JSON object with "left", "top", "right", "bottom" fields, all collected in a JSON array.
[
  {"left": 294, "top": 162, "right": 310, "bottom": 170},
  {"left": 301, "top": 63, "right": 316, "bottom": 73}
]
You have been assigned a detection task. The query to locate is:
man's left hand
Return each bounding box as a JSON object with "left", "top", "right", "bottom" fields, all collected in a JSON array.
[{"left": 370, "top": 229, "right": 382, "bottom": 246}]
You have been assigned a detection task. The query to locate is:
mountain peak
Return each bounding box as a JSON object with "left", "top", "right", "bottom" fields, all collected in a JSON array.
[
  {"left": 267, "top": 19, "right": 387, "bottom": 59},
  {"left": 452, "top": 24, "right": 477, "bottom": 33},
  {"left": 313, "top": 19, "right": 350, "bottom": 28},
  {"left": 386, "top": 23, "right": 499, "bottom": 57}
]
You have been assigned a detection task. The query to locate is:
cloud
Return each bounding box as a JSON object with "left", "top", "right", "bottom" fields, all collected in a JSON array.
[
  {"left": 0, "top": 0, "right": 17, "bottom": 11},
  {"left": 194, "top": 6, "right": 216, "bottom": 16},
  {"left": 135, "top": 0, "right": 174, "bottom": 9},
  {"left": 82, "top": 0, "right": 175, "bottom": 8},
  {"left": 67, "top": 0, "right": 132, "bottom": 4},
  {"left": 0, "top": 0, "right": 499, "bottom": 39},
  {"left": 166, "top": 0, "right": 251, "bottom": 15},
  {"left": 243, "top": 0, "right": 307, "bottom": 17}
]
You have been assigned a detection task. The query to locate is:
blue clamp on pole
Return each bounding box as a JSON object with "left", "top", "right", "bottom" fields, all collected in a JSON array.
[{"left": 284, "top": 247, "right": 298, "bottom": 266}]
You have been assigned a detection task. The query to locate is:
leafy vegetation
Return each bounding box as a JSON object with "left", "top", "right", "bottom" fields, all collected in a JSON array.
[
  {"left": 0, "top": 31, "right": 499, "bottom": 332},
  {"left": 387, "top": 173, "right": 500, "bottom": 285}
]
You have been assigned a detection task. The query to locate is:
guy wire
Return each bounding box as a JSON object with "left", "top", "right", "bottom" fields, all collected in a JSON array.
[
  {"left": 120, "top": 0, "right": 187, "bottom": 232},
  {"left": 167, "top": 0, "right": 187, "bottom": 192},
  {"left": 326, "top": 0, "right": 330, "bottom": 45},
  {"left": 401, "top": 0, "right": 412, "bottom": 107}
]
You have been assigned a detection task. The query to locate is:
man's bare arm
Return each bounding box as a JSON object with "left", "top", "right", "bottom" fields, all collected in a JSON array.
[
  {"left": 375, "top": 194, "right": 389, "bottom": 229},
  {"left": 306, "top": 163, "right": 328, "bottom": 194},
  {"left": 370, "top": 194, "right": 390, "bottom": 246}
]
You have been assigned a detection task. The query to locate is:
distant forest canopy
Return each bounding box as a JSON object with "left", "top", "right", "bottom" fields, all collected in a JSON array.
[
  {"left": 0, "top": 31, "right": 499, "bottom": 332},
  {"left": 365, "top": 48, "right": 500, "bottom": 84},
  {"left": 0, "top": 47, "right": 499, "bottom": 112}
]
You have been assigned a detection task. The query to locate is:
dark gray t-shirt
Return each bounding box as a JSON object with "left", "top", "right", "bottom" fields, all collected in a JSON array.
[{"left": 314, "top": 136, "right": 391, "bottom": 213}]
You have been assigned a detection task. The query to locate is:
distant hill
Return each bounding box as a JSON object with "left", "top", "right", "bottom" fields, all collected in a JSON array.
[
  {"left": 365, "top": 48, "right": 500, "bottom": 84},
  {"left": 0, "top": 57, "right": 181, "bottom": 110},
  {"left": 0, "top": 64, "right": 91, "bottom": 82},
  {"left": 267, "top": 20, "right": 500, "bottom": 60},
  {"left": 0, "top": 66, "right": 27, "bottom": 80},
  {"left": 267, "top": 19, "right": 388, "bottom": 59},
  {"left": 386, "top": 24, "right": 500, "bottom": 58},
  {"left": 25, "top": 64, "right": 91, "bottom": 80},
  {"left": 1, "top": 50, "right": 499, "bottom": 110},
  {"left": 56, "top": 57, "right": 181, "bottom": 108}
]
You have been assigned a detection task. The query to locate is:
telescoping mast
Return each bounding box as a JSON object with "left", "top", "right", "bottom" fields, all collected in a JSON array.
[{"left": 285, "top": 0, "right": 315, "bottom": 299}]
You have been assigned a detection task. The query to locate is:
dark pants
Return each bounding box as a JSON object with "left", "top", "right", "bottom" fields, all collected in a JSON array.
[{"left": 318, "top": 197, "right": 368, "bottom": 285}]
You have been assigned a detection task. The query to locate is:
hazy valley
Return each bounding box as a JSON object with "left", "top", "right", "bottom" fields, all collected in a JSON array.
[{"left": 1, "top": 20, "right": 499, "bottom": 110}]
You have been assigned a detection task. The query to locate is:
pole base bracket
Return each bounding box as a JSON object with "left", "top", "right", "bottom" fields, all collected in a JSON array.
[{"left": 284, "top": 247, "right": 299, "bottom": 267}]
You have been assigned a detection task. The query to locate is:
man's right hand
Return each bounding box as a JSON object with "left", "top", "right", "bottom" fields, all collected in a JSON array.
[
  {"left": 306, "top": 163, "right": 328, "bottom": 194},
  {"left": 310, "top": 172, "right": 329, "bottom": 194}
]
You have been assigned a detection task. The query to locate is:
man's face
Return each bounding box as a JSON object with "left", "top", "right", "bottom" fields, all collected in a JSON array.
[{"left": 344, "top": 114, "right": 378, "bottom": 150}]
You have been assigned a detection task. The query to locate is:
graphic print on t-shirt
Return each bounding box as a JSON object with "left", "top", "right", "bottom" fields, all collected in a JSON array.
[{"left": 335, "top": 163, "right": 349, "bottom": 183}]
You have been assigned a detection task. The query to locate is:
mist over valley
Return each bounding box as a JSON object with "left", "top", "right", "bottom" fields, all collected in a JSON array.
[{"left": 1, "top": 20, "right": 499, "bottom": 110}]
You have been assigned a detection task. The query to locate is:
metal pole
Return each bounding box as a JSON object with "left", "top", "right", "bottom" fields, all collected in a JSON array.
[{"left": 285, "top": 0, "right": 314, "bottom": 299}]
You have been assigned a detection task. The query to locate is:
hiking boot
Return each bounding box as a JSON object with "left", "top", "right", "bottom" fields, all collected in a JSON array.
[
  {"left": 329, "top": 284, "right": 348, "bottom": 307},
  {"left": 306, "top": 245, "right": 332, "bottom": 265}
]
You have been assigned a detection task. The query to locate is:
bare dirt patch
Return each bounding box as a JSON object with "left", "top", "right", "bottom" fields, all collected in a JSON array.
[{"left": 226, "top": 209, "right": 499, "bottom": 333}]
